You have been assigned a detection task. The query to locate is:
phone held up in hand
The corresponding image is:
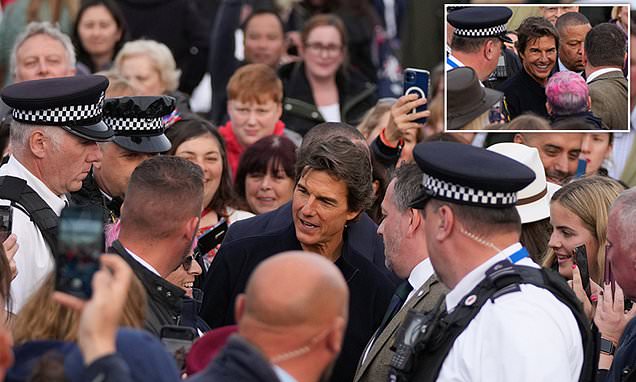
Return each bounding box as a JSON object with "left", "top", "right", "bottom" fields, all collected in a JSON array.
[
  {"left": 573, "top": 244, "right": 591, "bottom": 299},
  {"left": 0, "top": 205, "right": 12, "bottom": 242},
  {"left": 403, "top": 68, "right": 430, "bottom": 124},
  {"left": 55, "top": 206, "right": 105, "bottom": 300}
]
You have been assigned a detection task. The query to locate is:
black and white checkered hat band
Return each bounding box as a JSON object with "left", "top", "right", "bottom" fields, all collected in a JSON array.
[
  {"left": 12, "top": 93, "right": 104, "bottom": 124},
  {"left": 103, "top": 116, "right": 164, "bottom": 132},
  {"left": 454, "top": 24, "right": 507, "bottom": 38},
  {"left": 422, "top": 172, "right": 517, "bottom": 206}
]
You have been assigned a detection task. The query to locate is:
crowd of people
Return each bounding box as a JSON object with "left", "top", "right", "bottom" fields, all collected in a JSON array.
[
  {"left": 0, "top": 1, "right": 634, "bottom": 382},
  {"left": 446, "top": 5, "right": 629, "bottom": 132}
]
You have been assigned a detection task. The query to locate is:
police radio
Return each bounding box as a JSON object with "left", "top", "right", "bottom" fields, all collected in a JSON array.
[{"left": 388, "top": 296, "right": 446, "bottom": 382}]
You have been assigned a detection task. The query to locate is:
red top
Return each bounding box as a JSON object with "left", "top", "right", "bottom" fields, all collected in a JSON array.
[{"left": 218, "top": 120, "right": 286, "bottom": 179}]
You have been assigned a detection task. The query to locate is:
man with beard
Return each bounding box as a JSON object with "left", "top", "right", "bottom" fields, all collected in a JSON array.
[
  {"left": 0, "top": 75, "right": 113, "bottom": 312},
  {"left": 498, "top": 17, "right": 559, "bottom": 119},
  {"left": 109, "top": 156, "right": 203, "bottom": 336},
  {"left": 513, "top": 132, "right": 583, "bottom": 185},
  {"left": 354, "top": 163, "right": 447, "bottom": 382},
  {"left": 71, "top": 96, "right": 175, "bottom": 223},
  {"left": 555, "top": 12, "right": 591, "bottom": 74}
]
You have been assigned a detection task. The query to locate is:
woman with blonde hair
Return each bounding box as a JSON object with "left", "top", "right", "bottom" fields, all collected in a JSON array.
[
  {"left": 114, "top": 39, "right": 190, "bottom": 113},
  {"left": 543, "top": 176, "right": 625, "bottom": 285},
  {"left": 13, "top": 273, "right": 146, "bottom": 344}
]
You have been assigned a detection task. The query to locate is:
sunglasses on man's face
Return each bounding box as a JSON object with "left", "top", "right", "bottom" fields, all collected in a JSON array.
[{"left": 182, "top": 252, "right": 201, "bottom": 272}]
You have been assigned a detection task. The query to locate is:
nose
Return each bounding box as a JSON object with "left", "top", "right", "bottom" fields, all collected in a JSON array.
[
  {"left": 554, "top": 153, "right": 569, "bottom": 173},
  {"left": 87, "top": 142, "right": 102, "bottom": 163},
  {"left": 581, "top": 135, "right": 591, "bottom": 155},
  {"left": 36, "top": 58, "right": 50, "bottom": 76},
  {"left": 377, "top": 219, "right": 385, "bottom": 236},
  {"left": 260, "top": 174, "right": 273, "bottom": 190},
  {"left": 189, "top": 258, "right": 202, "bottom": 276},
  {"left": 300, "top": 195, "right": 317, "bottom": 216},
  {"left": 247, "top": 110, "right": 258, "bottom": 125},
  {"left": 548, "top": 230, "right": 560, "bottom": 250}
]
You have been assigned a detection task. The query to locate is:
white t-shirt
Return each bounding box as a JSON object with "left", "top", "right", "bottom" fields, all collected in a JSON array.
[{"left": 317, "top": 103, "right": 341, "bottom": 123}]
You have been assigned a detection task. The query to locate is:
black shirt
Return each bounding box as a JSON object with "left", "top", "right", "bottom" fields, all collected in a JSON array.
[{"left": 498, "top": 67, "right": 549, "bottom": 120}]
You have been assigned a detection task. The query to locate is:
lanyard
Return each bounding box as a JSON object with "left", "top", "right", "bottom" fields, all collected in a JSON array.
[
  {"left": 446, "top": 56, "right": 459, "bottom": 69},
  {"left": 507, "top": 247, "right": 530, "bottom": 264}
]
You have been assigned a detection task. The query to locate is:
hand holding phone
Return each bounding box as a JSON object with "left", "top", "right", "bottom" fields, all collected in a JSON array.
[
  {"left": 55, "top": 206, "right": 105, "bottom": 299},
  {"left": 403, "top": 68, "right": 430, "bottom": 124},
  {"left": 160, "top": 325, "right": 197, "bottom": 370},
  {"left": 0, "top": 206, "right": 12, "bottom": 243},
  {"left": 573, "top": 244, "right": 591, "bottom": 298}
]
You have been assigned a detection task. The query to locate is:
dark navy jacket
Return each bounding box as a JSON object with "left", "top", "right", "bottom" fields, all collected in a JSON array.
[{"left": 200, "top": 202, "right": 395, "bottom": 382}]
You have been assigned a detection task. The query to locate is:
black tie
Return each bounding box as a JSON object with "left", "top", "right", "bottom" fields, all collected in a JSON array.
[{"left": 376, "top": 281, "right": 414, "bottom": 335}]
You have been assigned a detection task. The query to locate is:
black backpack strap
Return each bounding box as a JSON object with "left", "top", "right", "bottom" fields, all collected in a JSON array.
[
  {"left": 0, "top": 175, "right": 59, "bottom": 252},
  {"left": 407, "top": 260, "right": 595, "bottom": 382}
]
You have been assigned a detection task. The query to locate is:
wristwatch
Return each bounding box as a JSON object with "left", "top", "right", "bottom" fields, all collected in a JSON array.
[{"left": 601, "top": 337, "right": 617, "bottom": 355}]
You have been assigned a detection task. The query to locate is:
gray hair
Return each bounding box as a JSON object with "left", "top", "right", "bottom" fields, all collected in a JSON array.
[
  {"left": 391, "top": 163, "right": 423, "bottom": 212},
  {"left": 10, "top": 22, "right": 76, "bottom": 80},
  {"left": 10, "top": 121, "right": 64, "bottom": 154},
  {"left": 114, "top": 39, "right": 181, "bottom": 93},
  {"left": 295, "top": 131, "right": 373, "bottom": 213},
  {"left": 610, "top": 188, "right": 636, "bottom": 251}
]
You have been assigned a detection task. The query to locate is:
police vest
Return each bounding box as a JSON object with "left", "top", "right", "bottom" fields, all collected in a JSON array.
[
  {"left": 389, "top": 260, "right": 598, "bottom": 382},
  {"left": 0, "top": 175, "right": 58, "bottom": 252}
]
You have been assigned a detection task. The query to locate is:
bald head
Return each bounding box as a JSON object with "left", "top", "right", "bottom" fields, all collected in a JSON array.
[{"left": 242, "top": 251, "right": 349, "bottom": 328}]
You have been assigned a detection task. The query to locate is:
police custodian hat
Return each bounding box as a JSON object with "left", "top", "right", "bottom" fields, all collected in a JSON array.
[
  {"left": 410, "top": 141, "right": 535, "bottom": 209},
  {"left": 0, "top": 75, "right": 114, "bottom": 142},
  {"left": 102, "top": 96, "right": 175, "bottom": 153},
  {"left": 447, "top": 6, "right": 513, "bottom": 43}
]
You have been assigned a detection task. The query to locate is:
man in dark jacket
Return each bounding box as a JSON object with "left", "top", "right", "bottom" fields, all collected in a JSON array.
[
  {"left": 111, "top": 156, "right": 203, "bottom": 336},
  {"left": 201, "top": 122, "right": 394, "bottom": 382},
  {"left": 498, "top": 17, "right": 559, "bottom": 119}
]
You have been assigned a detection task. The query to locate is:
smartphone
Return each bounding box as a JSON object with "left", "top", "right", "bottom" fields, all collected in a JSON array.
[
  {"left": 0, "top": 206, "right": 12, "bottom": 242},
  {"left": 195, "top": 218, "right": 228, "bottom": 257},
  {"left": 604, "top": 249, "right": 615, "bottom": 296},
  {"left": 573, "top": 244, "right": 591, "bottom": 298},
  {"left": 403, "top": 68, "right": 430, "bottom": 124},
  {"left": 604, "top": 251, "right": 633, "bottom": 311},
  {"left": 55, "top": 206, "right": 105, "bottom": 299},
  {"left": 575, "top": 159, "right": 587, "bottom": 178},
  {"left": 160, "top": 325, "right": 197, "bottom": 370}
]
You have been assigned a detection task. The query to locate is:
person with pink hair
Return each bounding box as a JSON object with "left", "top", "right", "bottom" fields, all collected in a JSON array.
[{"left": 545, "top": 71, "right": 603, "bottom": 130}]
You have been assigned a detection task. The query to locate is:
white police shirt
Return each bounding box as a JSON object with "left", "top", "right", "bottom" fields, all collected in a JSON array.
[
  {"left": 0, "top": 156, "right": 67, "bottom": 313},
  {"left": 437, "top": 243, "right": 583, "bottom": 382}
]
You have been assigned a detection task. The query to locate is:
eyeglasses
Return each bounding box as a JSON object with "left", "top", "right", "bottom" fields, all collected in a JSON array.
[
  {"left": 305, "top": 42, "right": 343, "bottom": 56},
  {"left": 181, "top": 252, "right": 200, "bottom": 272}
]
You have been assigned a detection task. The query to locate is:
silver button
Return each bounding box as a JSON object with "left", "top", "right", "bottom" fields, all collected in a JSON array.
[
  {"left": 311, "top": 112, "right": 319, "bottom": 119},
  {"left": 284, "top": 104, "right": 292, "bottom": 111}
]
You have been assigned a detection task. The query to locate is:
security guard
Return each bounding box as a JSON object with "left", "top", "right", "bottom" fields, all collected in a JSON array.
[
  {"left": 71, "top": 96, "right": 174, "bottom": 223},
  {"left": 0, "top": 75, "right": 113, "bottom": 312},
  {"left": 388, "top": 142, "right": 595, "bottom": 382}
]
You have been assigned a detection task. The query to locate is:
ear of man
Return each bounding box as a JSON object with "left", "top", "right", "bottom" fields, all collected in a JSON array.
[{"left": 28, "top": 130, "right": 48, "bottom": 159}]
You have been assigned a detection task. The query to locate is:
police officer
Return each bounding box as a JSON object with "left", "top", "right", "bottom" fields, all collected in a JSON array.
[
  {"left": 389, "top": 141, "right": 595, "bottom": 381},
  {"left": 71, "top": 96, "right": 174, "bottom": 222},
  {"left": 446, "top": 6, "right": 517, "bottom": 123},
  {"left": 446, "top": 7, "right": 515, "bottom": 82},
  {"left": 0, "top": 75, "right": 113, "bottom": 312}
]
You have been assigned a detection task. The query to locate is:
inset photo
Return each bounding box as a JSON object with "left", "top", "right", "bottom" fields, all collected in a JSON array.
[{"left": 444, "top": 4, "right": 630, "bottom": 132}]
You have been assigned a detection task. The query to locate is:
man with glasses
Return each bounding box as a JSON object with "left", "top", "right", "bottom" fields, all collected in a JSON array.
[{"left": 108, "top": 155, "right": 204, "bottom": 336}]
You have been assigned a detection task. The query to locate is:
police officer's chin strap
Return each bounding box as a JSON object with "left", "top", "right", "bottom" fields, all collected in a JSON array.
[{"left": 459, "top": 226, "right": 501, "bottom": 254}]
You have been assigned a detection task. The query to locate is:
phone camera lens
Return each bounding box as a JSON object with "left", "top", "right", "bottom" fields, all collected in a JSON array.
[{"left": 406, "top": 72, "right": 415, "bottom": 82}]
